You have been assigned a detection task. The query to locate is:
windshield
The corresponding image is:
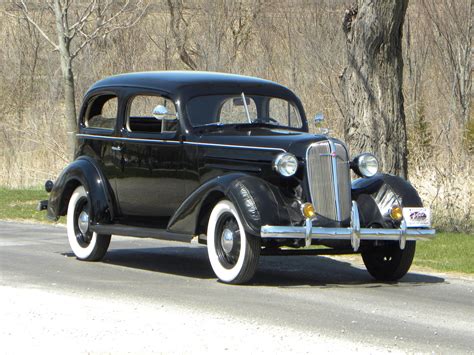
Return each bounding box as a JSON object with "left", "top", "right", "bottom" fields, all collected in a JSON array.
[{"left": 187, "top": 93, "right": 303, "bottom": 129}]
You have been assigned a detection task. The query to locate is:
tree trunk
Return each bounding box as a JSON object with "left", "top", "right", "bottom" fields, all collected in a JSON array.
[
  {"left": 53, "top": 0, "right": 77, "bottom": 160},
  {"left": 61, "top": 57, "right": 77, "bottom": 159},
  {"left": 341, "top": 1, "right": 409, "bottom": 178}
]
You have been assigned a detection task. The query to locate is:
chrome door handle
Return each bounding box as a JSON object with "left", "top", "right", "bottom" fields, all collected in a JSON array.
[{"left": 111, "top": 145, "right": 122, "bottom": 152}]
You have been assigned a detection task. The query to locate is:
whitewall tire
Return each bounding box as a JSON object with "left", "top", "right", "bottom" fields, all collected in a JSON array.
[
  {"left": 207, "top": 200, "right": 260, "bottom": 284},
  {"left": 67, "top": 186, "right": 111, "bottom": 261}
]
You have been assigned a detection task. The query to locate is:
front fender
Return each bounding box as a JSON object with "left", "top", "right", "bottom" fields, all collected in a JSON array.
[
  {"left": 167, "top": 173, "right": 287, "bottom": 236},
  {"left": 352, "top": 173, "right": 423, "bottom": 227},
  {"left": 47, "top": 156, "right": 116, "bottom": 224},
  {"left": 352, "top": 174, "right": 422, "bottom": 207}
]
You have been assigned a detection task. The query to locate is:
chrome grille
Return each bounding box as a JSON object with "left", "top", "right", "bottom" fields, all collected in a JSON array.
[{"left": 306, "top": 140, "right": 352, "bottom": 222}]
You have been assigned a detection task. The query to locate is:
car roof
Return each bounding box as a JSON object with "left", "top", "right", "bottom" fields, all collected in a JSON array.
[{"left": 87, "top": 71, "right": 292, "bottom": 97}]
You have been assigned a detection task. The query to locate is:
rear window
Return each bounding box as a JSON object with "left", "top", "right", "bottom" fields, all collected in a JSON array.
[{"left": 84, "top": 95, "right": 118, "bottom": 130}]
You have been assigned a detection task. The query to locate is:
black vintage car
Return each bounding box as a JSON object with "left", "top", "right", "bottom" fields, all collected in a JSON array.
[{"left": 41, "top": 71, "right": 435, "bottom": 284}]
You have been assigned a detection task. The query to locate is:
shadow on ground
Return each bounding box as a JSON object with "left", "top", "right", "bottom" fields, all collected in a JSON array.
[{"left": 81, "top": 244, "right": 445, "bottom": 288}]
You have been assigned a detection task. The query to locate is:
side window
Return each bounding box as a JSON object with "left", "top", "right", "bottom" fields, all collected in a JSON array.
[
  {"left": 268, "top": 98, "right": 302, "bottom": 128},
  {"left": 128, "top": 95, "right": 177, "bottom": 133},
  {"left": 85, "top": 95, "right": 118, "bottom": 130},
  {"left": 219, "top": 97, "right": 257, "bottom": 124}
]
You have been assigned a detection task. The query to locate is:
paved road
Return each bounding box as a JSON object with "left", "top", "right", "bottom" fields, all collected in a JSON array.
[{"left": 1, "top": 221, "right": 473, "bottom": 353}]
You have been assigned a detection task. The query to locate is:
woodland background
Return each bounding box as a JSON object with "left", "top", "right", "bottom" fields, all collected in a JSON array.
[{"left": 0, "top": 0, "right": 472, "bottom": 232}]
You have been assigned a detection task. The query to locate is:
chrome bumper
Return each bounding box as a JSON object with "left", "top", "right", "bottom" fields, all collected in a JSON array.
[{"left": 260, "top": 201, "right": 436, "bottom": 251}]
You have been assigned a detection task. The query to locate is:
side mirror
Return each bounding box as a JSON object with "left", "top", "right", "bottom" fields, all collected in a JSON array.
[
  {"left": 152, "top": 104, "right": 178, "bottom": 133},
  {"left": 313, "top": 112, "right": 329, "bottom": 135},
  {"left": 152, "top": 105, "right": 177, "bottom": 121}
]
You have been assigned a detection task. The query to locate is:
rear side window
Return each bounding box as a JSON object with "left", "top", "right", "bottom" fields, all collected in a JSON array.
[
  {"left": 85, "top": 95, "right": 118, "bottom": 130},
  {"left": 127, "top": 95, "right": 177, "bottom": 134}
]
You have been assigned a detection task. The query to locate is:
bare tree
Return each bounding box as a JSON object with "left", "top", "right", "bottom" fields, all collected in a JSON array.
[
  {"left": 340, "top": 1, "right": 409, "bottom": 178},
  {"left": 421, "top": 0, "right": 472, "bottom": 126},
  {"left": 10, "top": 0, "right": 147, "bottom": 157},
  {"left": 166, "top": 0, "right": 263, "bottom": 72},
  {"left": 166, "top": 0, "right": 198, "bottom": 70}
]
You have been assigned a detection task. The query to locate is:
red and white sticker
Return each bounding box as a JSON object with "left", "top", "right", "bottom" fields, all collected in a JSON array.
[{"left": 402, "top": 207, "right": 431, "bottom": 228}]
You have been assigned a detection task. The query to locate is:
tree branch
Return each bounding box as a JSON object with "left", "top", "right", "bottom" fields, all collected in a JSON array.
[
  {"left": 13, "top": 0, "right": 59, "bottom": 50},
  {"left": 71, "top": 0, "right": 148, "bottom": 59},
  {"left": 69, "top": 0, "right": 97, "bottom": 39}
]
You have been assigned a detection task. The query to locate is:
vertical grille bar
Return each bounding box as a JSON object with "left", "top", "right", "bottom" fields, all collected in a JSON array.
[
  {"left": 334, "top": 143, "right": 352, "bottom": 221},
  {"left": 306, "top": 140, "right": 352, "bottom": 222}
]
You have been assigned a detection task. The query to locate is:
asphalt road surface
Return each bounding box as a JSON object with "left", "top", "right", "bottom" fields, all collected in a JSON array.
[{"left": 1, "top": 221, "right": 473, "bottom": 354}]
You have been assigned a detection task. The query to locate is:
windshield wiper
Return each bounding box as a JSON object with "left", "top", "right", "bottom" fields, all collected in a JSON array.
[
  {"left": 195, "top": 122, "right": 224, "bottom": 128},
  {"left": 195, "top": 121, "right": 284, "bottom": 131},
  {"left": 233, "top": 122, "right": 278, "bottom": 129},
  {"left": 241, "top": 92, "right": 252, "bottom": 123}
]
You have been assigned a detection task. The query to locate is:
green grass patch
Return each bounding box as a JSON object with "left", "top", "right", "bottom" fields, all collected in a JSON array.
[
  {"left": 0, "top": 187, "right": 55, "bottom": 223},
  {"left": 414, "top": 232, "right": 474, "bottom": 274}
]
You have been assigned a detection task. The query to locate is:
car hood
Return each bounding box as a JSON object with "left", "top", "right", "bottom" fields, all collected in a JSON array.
[{"left": 193, "top": 127, "right": 333, "bottom": 157}]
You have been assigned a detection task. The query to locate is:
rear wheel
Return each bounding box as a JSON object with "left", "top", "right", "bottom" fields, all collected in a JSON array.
[
  {"left": 67, "top": 186, "right": 111, "bottom": 261},
  {"left": 207, "top": 200, "right": 260, "bottom": 284}
]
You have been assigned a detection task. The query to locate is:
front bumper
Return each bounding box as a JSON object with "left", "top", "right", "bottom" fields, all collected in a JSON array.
[{"left": 261, "top": 201, "right": 436, "bottom": 251}]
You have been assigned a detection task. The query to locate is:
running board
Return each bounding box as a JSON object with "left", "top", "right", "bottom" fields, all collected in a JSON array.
[{"left": 91, "top": 224, "right": 193, "bottom": 243}]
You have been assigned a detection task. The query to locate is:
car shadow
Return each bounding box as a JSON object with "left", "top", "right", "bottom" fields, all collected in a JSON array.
[
  {"left": 253, "top": 255, "right": 445, "bottom": 288},
  {"left": 89, "top": 245, "right": 445, "bottom": 288}
]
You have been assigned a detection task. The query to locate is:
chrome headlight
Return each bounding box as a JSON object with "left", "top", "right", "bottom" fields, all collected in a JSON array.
[
  {"left": 273, "top": 153, "right": 298, "bottom": 177},
  {"left": 352, "top": 153, "right": 379, "bottom": 177}
]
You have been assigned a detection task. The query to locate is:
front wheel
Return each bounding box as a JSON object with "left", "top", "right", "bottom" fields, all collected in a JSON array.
[
  {"left": 362, "top": 174, "right": 422, "bottom": 281},
  {"left": 67, "top": 185, "right": 111, "bottom": 261},
  {"left": 207, "top": 200, "right": 261, "bottom": 284},
  {"left": 362, "top": 241, "right": 416, "bottom": 281}
]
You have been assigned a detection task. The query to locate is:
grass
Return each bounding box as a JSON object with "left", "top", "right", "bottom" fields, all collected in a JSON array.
[
  {"left": 414, "top": 232, "right": 474, "bottom": 274},
  {"left": 0, "top": 188, "right": 472, "bottom": 274},
  {"left": 0, "top": 187, "right": 53, "bottom": 223}
]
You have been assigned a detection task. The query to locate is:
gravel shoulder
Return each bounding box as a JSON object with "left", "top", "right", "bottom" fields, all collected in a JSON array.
[{"left": 0, "top": 284, "right": 395, "bottom": 354}]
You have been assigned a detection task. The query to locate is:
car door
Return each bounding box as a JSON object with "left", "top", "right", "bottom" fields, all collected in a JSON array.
[
  {"left": 78, "top": 91, "right": 121, "bottom": 204},
  {"left": 113, "top": 92, "right": 185, "bottom": 225}
]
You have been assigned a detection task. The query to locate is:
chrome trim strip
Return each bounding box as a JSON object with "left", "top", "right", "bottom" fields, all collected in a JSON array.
[
  {"left": 327, "top": 138, "right": 341, "bottom": 221},
  {"left": 183, "top": 141, "right": 286, "bottom": 152},
  {"left": 76, "top": 133, "right": 286, "bottom": 152},
  {"left": 76, "top": 133, "right": 177, "bottom": 144}
]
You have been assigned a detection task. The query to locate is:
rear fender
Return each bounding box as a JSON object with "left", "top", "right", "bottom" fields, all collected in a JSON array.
[{"left": 47, "top": 156, "right": 116, "bottom": 224}]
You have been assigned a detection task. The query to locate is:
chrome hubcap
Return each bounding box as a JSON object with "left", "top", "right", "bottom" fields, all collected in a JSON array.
[
  {"left": 78, "top": 211, "right": 89, "bottom": 235},
  {"left": 221, "top": 228, "right": 234, "bottom": 254}
]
